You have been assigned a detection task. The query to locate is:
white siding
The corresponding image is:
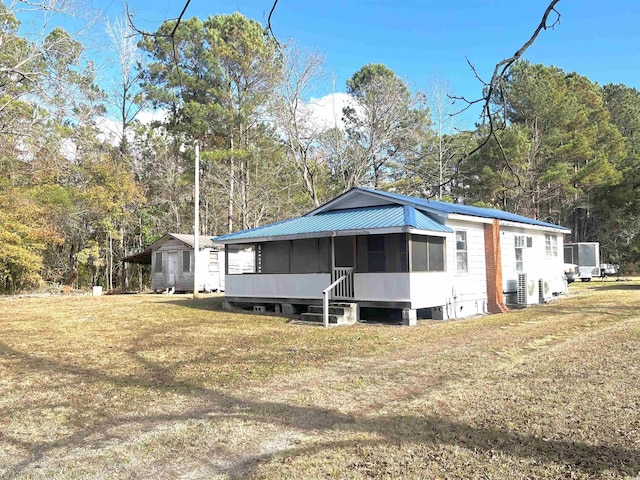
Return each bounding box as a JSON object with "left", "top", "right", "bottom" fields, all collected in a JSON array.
[
  {"left": 444, "top": 220, "right": 488, "bottom": 312},
  {"left": 354, "top": 273, "right": 411, "bottom": 302},
  {"left": 151, "top": 238, "right": 227, "bottom": 292},
  {"left": 500, "top": 226, "right": 566, "bottom": 295},
  {"left": 226, "top": 273, "right": 331, "bottom": 299}
]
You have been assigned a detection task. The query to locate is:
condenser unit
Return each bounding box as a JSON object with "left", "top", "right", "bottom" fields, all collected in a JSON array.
[
  {"left": 538, "top": 278, "right": 553, "bottom": 303},
  {"left": 517, "top": 273, "right": 538, "bottom": 305}
]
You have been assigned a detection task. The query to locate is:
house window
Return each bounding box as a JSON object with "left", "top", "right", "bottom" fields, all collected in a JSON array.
[
  {"left": 545, "top": 234, "right": 558, "bottom": 257},
  {"left": 515, "top": 235, "right": 524, "bottom": 272},
  {"left": 154, "top": 252, "right": 162, "bottom": 273},
  {"left": 182, "top": 250, "right": 191, "bottom": 272},
  {"left": 456, "top": 231, "right": 468, "bottom": 273},
  {"left": 411, "top": 235, "right": 445, "bottom": 272}
]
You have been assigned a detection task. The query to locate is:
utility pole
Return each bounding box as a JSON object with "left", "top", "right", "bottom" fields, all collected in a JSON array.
[{"left": 193, "top": 140, "right": 200, "bottom": 299}]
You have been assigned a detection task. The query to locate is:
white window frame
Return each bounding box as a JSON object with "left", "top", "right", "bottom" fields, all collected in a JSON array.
[
  {"left": 456, "top": 231, "right": 468, "bottom": 273},
  {"left": 545, "top": 234, "right": 558, "bottom": 257},
  {"left": 515, "top": 235, "right": 525, "bottom": 272}
]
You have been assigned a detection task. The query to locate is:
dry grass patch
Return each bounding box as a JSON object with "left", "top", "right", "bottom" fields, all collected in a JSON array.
[{"left": 1, "top": 282, "right": 639, "bottom": 479}]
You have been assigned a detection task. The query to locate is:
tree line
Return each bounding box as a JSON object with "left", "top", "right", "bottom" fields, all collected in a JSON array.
[{"left": 1, "top": 4, "right": 639, "bottom": 293}]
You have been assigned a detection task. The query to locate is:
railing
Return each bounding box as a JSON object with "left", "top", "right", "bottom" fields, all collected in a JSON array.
[
  {"left": 322, "top": 267, "right": 354, "bottom": 328},
  {"left": 331, "top": 267, "right": 354, "bottom": 299}
]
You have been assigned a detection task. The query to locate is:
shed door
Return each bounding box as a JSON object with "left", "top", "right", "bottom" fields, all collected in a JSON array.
[{"left": 167, "top": 251, "right": 178, "bottom": 285}]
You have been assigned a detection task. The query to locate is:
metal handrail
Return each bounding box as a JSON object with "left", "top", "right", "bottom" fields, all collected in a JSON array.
[{"left": 321, "top": 267, "right": 354, "bottom": 328}]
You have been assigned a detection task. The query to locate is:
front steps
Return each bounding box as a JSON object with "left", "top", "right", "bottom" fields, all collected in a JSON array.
[{"left": 299, "top": 302, "right": 358, "bottom": 326}]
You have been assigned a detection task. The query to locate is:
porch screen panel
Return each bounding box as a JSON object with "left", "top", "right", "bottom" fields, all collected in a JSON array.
[
  {"left": 334, "top": 236, "right": 355, "bottom": 267},
  {"left": 317, "top": 238, "right": 331, "bottom": 273},
  {"left": 367, "top": 235, "right": 386, "bottom": 272},
  {"left": 428, "top": 237, "right": 445, "bottom": 271},
  {"left": 412, "top": 236, "right": 428, "bottom": 271},
  {"left": 356, "top": 236, "right": 368, "bottom": 272},
  {"left": 411, "top": 235, "right": 445, "bottom": 272},
  {"left": 386, "top": 233, "right": 408, "bottom": 272},
  {"left": 261, "top": 241, "right": 290, "bottom": 273},
  {"left": 291, "top": 239, "right": 318, "bottom": 274}
]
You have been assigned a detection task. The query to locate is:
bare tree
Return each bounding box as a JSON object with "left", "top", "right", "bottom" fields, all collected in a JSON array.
[
  {"left": 105, "top": 13, "right": 144, "bottom": 155},
  {"left": 272, "top": 43, "right": 328, "bottom": 206}
]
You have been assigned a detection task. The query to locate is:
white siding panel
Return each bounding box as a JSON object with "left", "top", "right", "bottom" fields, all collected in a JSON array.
[
  {"left": 409, "top": 271, "right": 453, "bottom": 308},
  {"left": 446, "top": 219, "right": 488, "bottom": 304},
  {"left": 500, "top": 226, "right": 566, "bottom": 295},
  {"left": 355, "top": 273, "right": 411, "bottom": 302},
  {"left": 226, "top": 274, "right": 330, "bottom": 299}
]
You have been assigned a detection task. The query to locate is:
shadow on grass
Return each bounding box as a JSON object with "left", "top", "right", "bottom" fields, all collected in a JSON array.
[
  {"left": 164, "top": 295, "right": 227, "bottom": 311},
  {"left": 1, "top": 336, "right": 639, "bottom": 479},
  {"left": 593, "top": 283, "right": 640, "bottom": 291}
]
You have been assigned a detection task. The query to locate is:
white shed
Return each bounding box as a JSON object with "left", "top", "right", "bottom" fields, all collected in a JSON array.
[{"left": 123, "top": 233, "right": 227, "bottom": 293}]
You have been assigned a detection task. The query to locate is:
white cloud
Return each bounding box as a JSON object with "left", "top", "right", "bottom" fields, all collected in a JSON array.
[
  {"left": 305, "top": 92, "right": 354, "bottom": 130},
  {"left": 135, "top": 109, "right": 168, "bottom": 125}
]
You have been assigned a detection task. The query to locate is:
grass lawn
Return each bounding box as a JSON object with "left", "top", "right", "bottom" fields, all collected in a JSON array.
[{"left": 1, "top": 281, "right": 639, "bottom": 479}]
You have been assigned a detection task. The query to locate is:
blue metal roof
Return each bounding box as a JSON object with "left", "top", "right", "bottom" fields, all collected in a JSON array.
[
  {"left": 214, "top": 204, "right": 451, "bottom": 242},
  {"left": 358, "top": 187, "right": 571, "bottom": 231}
]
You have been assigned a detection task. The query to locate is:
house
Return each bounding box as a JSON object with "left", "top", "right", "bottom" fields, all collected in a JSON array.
[
  {"left": 213, "top": 188, "right": 571, "bottom": 324},
  {"left": 122, "top": 233, "right": 232, "bottom": 293}
]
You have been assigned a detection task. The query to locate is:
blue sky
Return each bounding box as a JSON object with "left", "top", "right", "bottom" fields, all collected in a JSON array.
[
  {"left": 15, "top": 0, "right": 640, "bottom": 127},
  {"left": 128, "top": 0, "right": 640, "bottom": 125}
]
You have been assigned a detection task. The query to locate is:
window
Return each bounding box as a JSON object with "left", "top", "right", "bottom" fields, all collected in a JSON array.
[
  {"left": 411, "top": 235, "right": 446, "bottom": 272},
  {"left": 515, "top": 235, "right": 524, "bottom": 272},
  {"left": 182, "top": 250, "right": 191, "bottom": 272},
  {"left": 154, "top": 252, "right": 163, "bottom": 273},
  {"left": 545, "top": 234, "right": 558, "bottom": 257},
  {"left": 209, "top": 251, "right": 219, "bottom": 272},
  {"left": 456, "top": 231, "right": 468, "bottom": 273},
  {"left": 291, "top": 239, "right": 322, "bottom": 274},
  {"left": 261, "top": 241, "right": 290, "bottom": 274},
  {"left": 367, "top": 235, "right": 386, "bottom": 272},
  {"left": 227, "top": 244, "right": 256, "bottom": 274},
  {"left": 515, "top": 246, "right": 524, "bottom": 272}
]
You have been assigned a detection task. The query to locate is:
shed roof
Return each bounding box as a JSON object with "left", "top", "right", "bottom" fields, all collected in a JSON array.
[
  {"left": 214, "top": 204, "right": 452, "bottom": 242},
  {"left": 122, "top": 233, "right": 219, "bottom": 265}
]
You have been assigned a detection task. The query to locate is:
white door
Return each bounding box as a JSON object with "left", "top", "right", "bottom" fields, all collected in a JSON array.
[{"left": 167, "top": 251, "right": 178, "bottom": 286}]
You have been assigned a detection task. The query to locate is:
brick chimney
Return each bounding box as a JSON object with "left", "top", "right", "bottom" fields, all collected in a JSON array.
[{"left": 484, "top": 219, "right": 508, "bottom": 314}]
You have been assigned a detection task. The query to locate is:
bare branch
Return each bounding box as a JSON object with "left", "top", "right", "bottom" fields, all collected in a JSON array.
[{"left": 440, "top": 0, "right": 562, "bottom": 198}]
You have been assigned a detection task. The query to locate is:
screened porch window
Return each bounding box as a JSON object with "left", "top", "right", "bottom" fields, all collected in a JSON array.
[
  {"left": 356, "top": 234, "right": 408, "bottom": 273},
  {"left": 227, "top": 244, "right": 257, "bottom": 274},
  {"left": 367, "top": 235, "right": 386, "bottom": 272},
  {"left": 411, "top": 235, "right": 445, "bottom": 272}
]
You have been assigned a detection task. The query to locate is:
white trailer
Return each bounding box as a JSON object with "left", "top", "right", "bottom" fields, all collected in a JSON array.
[{"left": 564, "top": 242, "right": 600, "bottom": 282}]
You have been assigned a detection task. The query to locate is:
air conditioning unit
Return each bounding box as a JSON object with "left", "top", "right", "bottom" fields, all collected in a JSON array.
[
  {"left": 517, "top": 273, "right": 538, "bottom": 305},
  {"left": 538, "top": 278, "right": 553, "bottom": 303}
]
